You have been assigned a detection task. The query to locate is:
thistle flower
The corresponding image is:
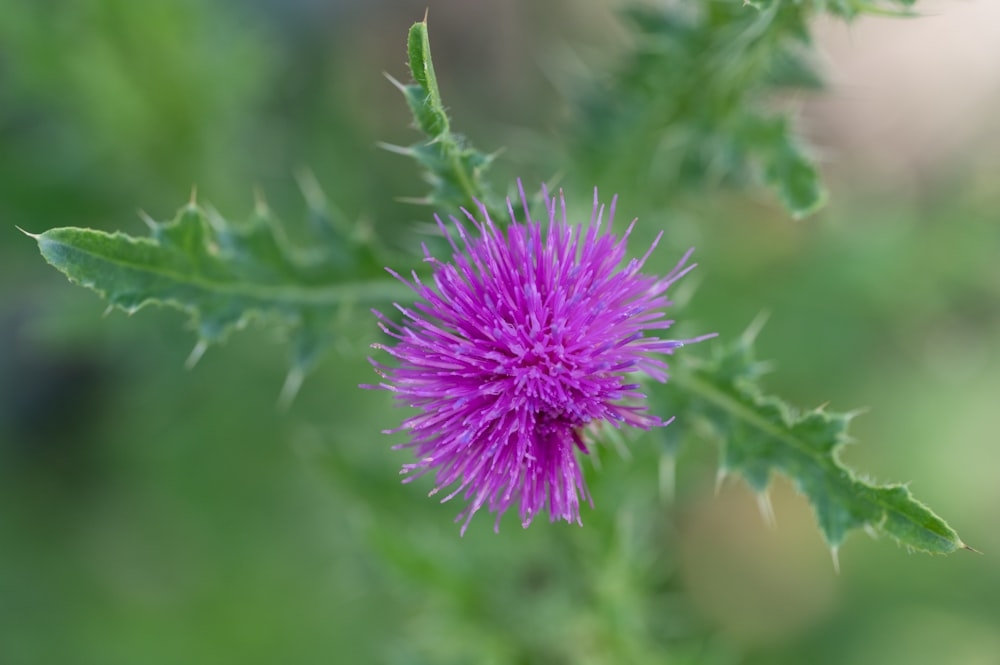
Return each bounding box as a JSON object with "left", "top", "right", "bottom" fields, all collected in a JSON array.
[{"left": 365, "top": 182, "right": 713, "bottom": 533}]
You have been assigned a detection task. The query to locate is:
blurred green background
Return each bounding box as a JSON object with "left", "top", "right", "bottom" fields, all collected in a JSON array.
[{"left": 1, "top": 1, "right": 997, "bottom": 663}]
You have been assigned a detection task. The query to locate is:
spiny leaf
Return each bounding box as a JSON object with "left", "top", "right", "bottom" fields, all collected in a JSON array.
[
  {"left": 572, "top": 2, "right": 832, "bottom": 217},
  {"left": 574, "top": 0, "right": 916, "bottom": 216},
  {"left": 384, "top": 19, "right": 500, "bottom": 219},
  {"left": 662, "top": 329, "right": 964, "bottom": 555},
  {"left": 740, "top": 115, "right": 827, "bottom": 219},
  {"left": 30, "top": 189, "right": 412, "bottom": 403}
]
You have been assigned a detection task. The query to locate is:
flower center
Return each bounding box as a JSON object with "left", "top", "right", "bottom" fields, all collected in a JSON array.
[{"left": 489, "top": 332, "right": 600, "bottom": 427}]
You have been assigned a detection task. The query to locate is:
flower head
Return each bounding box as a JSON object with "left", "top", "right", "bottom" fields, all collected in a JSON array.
[{"left": 365, "top": 182, "right": 713, "bottom": 533}]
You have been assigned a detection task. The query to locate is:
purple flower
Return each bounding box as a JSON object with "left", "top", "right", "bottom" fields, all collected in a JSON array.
[{"left": 365, "top": 182, "right": 713, "bottom": 534}]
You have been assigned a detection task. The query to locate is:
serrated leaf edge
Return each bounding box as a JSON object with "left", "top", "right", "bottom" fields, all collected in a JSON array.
[{"left": 671, "top": 355, "right": 965, "bottom": 554}]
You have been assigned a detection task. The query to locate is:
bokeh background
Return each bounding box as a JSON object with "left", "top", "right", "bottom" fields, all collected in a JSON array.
[{"left": 1, "top": 1, "right": 997, "bottom": 663}]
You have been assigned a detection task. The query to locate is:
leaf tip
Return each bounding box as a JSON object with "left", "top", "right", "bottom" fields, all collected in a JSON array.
[
  {"left": 863, "top": 523, "right": 880, "bottom": 541},
  {"left": 376, "top": 141, "right": 413, "bottom": 156},
  {"left": 189, "top": 184, "right": 199, "bottom": 207},
  {"left": 383, "top": 72, "right": 407, "bottom": 94},
  {"left": 961, "top": 543, "right": 983, "bottom": 555},
  {"left": 137, "top": 209, "right": 159, "bottom": 231},
  {"left": 830, "top": 546, "right": 841, "bottom": 575},
  {"left": 295, "top": 168, "right": 327, "bottom": 212},
  {"left": 395, "top": 195, "right": 434, "bottom": 206},
  {"left": 756, "top": 490, "right": 777, "bottom": 529},
  {"left": 202, "top": 205, "right": 227, "bottom": 234},
  {"left": 277, "top": 366, "right": 306, "bottom": 412},
  {"left": 790, "top": 187, "right": 829, "bottom": 222},
  {"left": 714, "top": 467, "right": 728, "bottom": 496},
  {"left": 741, "top": 310, "right": 770, "bottom": 346},
  {"left": 15, "top": 225, "right": 40, "bottom": 240},
  {"left": 185, "top": 339, "right": 209, "bottom": 370}
]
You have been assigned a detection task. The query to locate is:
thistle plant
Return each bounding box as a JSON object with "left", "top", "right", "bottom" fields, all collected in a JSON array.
[
  {"left": 365, "top": 182, "right": 715, "bottom": 533},
  {"left": 16, "top": 0, "right": 979, "bottom": 660}
]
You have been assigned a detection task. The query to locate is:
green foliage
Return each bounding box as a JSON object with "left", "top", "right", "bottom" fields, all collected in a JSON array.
[
  {"left": 663, "top": 325, "right": 964, "bottom": 556},
  {"left": 25, "top": 9, "right": 963, "bottom": 558},
  {"left": 7, "top": 3, "right": 996, "bottom": 664},
  {"left": 29, "top": 184, "right": 410, "bottom": 405},
  {"left": 383, "top": 20, "right": 501, "bottom": 219},
  {"left": 376, "top": 17, "right": 964, "bottom": 555},
  {"left": 571, "top": 0, "right": 916, "bottom": 216},
  {"left": 573, "top": 2, "right": 829, "bottom": 217}
]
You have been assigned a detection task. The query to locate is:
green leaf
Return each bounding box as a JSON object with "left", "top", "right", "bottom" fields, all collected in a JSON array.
[
  {"left": 571, "top": 1, "right": 913, "bottom": 217},
  {"left": 663, "top": 325, "right": 965, "bottom": 556},
  {"left": 740, "top": 115, "right": 827, "bottom": 219},
  {"left": 29, "top": 187, "right": 412, "bottom": 405},
  {"left": 383, "top": 19, "right": 500, "bottom": 219}
]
